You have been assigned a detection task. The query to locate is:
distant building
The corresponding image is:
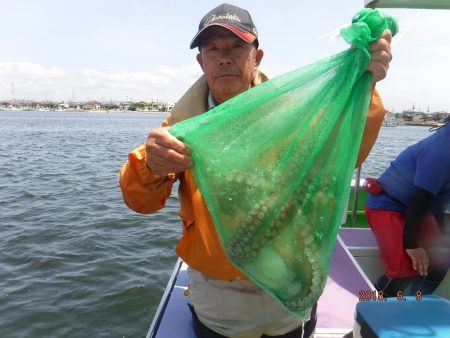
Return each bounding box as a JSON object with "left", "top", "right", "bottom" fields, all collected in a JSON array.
[{"left": 82, "top": 101, "right": 101, "bottom": 110}]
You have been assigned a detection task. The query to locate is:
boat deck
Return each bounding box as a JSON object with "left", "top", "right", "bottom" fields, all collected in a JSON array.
[{"left": 148, "top": 228, "right": 380, "bottom": 338}]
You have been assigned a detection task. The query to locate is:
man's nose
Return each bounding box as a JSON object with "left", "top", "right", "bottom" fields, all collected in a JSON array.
[{"left": 217, "top": 49, "right": 233, "bottom": 65}]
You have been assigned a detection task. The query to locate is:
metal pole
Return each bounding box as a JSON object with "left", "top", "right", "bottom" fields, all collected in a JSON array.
[{"left": 351, "top": 166, "right": 361, "bottom": 227}]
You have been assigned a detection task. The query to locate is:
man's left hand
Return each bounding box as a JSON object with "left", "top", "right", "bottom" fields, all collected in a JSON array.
[
  {"left": 367, "top": 29, "right": 393, "bottom": 85},
  {"left": 406, "top": 247, "right": 429, "bottom": 276}
]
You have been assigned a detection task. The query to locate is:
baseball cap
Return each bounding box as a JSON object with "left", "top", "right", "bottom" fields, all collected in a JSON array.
[{"left": 190, "top": 3, "right": 259, "bottom": 49}]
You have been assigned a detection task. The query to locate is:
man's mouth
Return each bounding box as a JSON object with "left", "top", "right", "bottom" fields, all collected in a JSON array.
[{"left": 216, "top": 74, "right": 238, "bottom": 79}]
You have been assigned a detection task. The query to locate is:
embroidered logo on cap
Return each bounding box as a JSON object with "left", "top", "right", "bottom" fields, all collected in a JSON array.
[{"left": 204, "top": 13, "right": 242, "bottom": 27}]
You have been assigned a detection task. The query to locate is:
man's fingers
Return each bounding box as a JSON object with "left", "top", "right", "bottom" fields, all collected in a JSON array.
[
  {"left": 370, "top": 30, "right": 392, "bottom": 51},
  {"left": 406, "top": 248, "right": 429, "bottom": 276},
  {"left": 368, "top": 46, "right": 392, "bottom": 73},
  {"left": 370, "top": 29, "right": 392, "bottom": 49},
  {"left": 145, "top": 127, "right": 193, "bottom": 175},
  {"left": 418, "top": 258, "right": 425, "bottom": 276},
  {"left": 410, "top": 255, "right": 417, "bottom": 271},
  {"left": 162, "top": 148, "right": 192, "bottom": 167},
  {"left": 369, "top": 49, "right": 392, "bottom": 66},
  {"left": 418, "top": 249, "right": 429, "bottom": 276},
  {"left": 148, "top": 149, "right": 192, "bottom": 175},
  {"left": 367, "top": 62, "right": 389, "bottom": 83},
  {"left": 152, "top": 127, "right": 191, "bottom": 155},
  {"left": 368, "top": 29, "right": 393, "bottom": 85},
  {"left": 382, "top": 29, "right": 393, "bottom": 44},
  {"left": 156, "top": 137, "right": 191, "bottom": 156},
  {"left": 151, "top": 144, "right": 191, "bottom": 165},
  {"left": 420, "top": 254, "right": 429, "bottom": 276}
]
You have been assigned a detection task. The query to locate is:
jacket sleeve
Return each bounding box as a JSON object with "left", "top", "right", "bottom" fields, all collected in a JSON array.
[
  {"left": 356, "top": 89, "right": 385, "bottom": 167},
  {"left": 119, "top": 117, "right": 176, "bottom": 214},
  {"left": 403, "top": 187, "right": 433, "bottom": 249}
]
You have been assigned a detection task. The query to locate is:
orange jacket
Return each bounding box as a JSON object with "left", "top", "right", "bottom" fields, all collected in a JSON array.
[{"left": 119, "top": 75, "right": 385, "bottom": 281}]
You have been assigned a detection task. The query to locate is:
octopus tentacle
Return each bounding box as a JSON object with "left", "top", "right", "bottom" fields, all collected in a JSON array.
[{"left": 222, "top": 170, "right": 336, "bottom": 312}]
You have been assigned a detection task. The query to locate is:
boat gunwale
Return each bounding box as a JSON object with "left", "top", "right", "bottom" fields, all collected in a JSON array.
[{"left": 147, "top": 257, "right": 184, "bottom": 338}]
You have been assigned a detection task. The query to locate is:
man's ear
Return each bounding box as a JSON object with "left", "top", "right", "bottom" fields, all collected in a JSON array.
[
  {"left": 196, "top": 53, "right": 204, "bottom": 71},
  {"left": 255, "top": 49, "right": 264, "bottom": 68}
]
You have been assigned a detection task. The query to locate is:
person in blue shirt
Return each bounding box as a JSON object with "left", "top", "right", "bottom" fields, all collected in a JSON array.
[{"left": 365, "top": 120, "right": 450, "bottom": 296}]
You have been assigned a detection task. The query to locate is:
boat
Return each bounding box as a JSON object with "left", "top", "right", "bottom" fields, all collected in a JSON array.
[
  {"left": 147, "top": 175, "right": 449, "bottom": 338},
  {"left": 147, "top": 1, "right": 450, "bottom": 337},
  {"left": 148, "top": 237, "right": 377, "bottom": 338},
  {"left": 382, "top": 112, "right": 400, "bottom": 127},
  {"left": 147, "top": 225, "right": 380, "bottom": 338}
]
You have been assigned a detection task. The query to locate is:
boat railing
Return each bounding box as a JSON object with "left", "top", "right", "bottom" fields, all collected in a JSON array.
[{"left": 147, "top": 258, "right": 184, "bottom": 338}]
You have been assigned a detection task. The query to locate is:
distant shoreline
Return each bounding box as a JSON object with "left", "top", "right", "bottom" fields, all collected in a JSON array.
[
  {"left": 0, "top": 108, "right": 170, "bottom": 114},
  {"left": 1, "top": 109, "right": 446, "bottom": 126},
  {"left": 402, "top": 121, "right": 446, "bottom": 127}
]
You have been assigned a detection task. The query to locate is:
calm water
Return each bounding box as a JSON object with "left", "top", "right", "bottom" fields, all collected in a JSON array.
[{"left": 0, "top": 110, "right": 433, "bottom": 338}]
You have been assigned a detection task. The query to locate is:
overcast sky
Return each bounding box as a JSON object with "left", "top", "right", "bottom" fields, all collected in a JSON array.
[{"left": 1, "top": 0, "right": 449, "bottom": 112}]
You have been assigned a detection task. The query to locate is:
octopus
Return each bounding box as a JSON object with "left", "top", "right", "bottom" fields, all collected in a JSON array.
[{"left": 220, "top": 170, "right": 338, "bottom": 314}]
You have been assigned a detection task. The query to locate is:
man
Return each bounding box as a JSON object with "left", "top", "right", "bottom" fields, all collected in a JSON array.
[
  {"left": 365, "top": 120, "right": 450, "bottom": 296},
  {"left": 120, "top": 3, "right": 392, "bottom": 338}
]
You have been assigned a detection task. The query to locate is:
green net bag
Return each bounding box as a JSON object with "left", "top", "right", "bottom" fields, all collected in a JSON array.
[{"left": 170, "top": 8, "right": 398, "bottom": 318}]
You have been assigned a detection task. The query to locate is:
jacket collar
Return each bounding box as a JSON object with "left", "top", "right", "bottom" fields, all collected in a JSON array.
[{"left": 171, "top": 70, "right": 269, "bottom": 124}]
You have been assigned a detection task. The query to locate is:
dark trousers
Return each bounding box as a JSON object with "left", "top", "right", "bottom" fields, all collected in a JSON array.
[
  {"left": 188, "top": 303, "right": 318, "bottom": 338},
  {"left": 375, "top": 264, "right": 447, "bottom": 297}
]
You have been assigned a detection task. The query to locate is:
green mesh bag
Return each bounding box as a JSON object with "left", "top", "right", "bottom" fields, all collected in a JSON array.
[{"left": 170, "top": 9, "right": 398, "bottom": 318}]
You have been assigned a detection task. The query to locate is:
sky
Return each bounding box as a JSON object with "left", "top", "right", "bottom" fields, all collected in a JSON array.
[{"left": 1, "top": 0, "right": 449, "bottom": 112}]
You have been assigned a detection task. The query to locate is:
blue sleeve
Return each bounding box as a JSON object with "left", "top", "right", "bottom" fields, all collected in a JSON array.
[{"left": 414, "top": 133, "right": 450, "bottom": 195}]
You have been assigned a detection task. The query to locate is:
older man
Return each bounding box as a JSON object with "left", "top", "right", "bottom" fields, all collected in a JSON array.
[{"left": 120, "top": 3, "right": 392, "bottom": 338}]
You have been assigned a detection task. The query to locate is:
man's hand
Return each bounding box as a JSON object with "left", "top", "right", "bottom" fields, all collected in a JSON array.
[
  {"left": 406, "top": 247, "right": 429, "bottom": 276},
  {"left": 367, "top": 29, "right": 393, "bottom": 85},
  {"left": 145, "top": 126, "right": 192, "bottom": 176}
]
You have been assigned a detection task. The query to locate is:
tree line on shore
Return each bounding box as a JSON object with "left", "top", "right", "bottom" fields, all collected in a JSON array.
[
  {"left": 1, "top": 100, "right": 448, "bottom": 123},
  {"left": 0, "top": 99, "right": 174, "bottom": 112},
  {"left": 391, "top": 110, "right": 449, "bottom": 125}
]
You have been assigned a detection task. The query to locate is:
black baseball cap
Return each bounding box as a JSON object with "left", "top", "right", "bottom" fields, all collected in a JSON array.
[{"left": 190, "top": 3, "right": 259, "bottom": 49}]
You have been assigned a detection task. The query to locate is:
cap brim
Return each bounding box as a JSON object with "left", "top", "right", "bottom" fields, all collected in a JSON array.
[{"left": 190, "top": 23, "right": 256, "bottom": 49}]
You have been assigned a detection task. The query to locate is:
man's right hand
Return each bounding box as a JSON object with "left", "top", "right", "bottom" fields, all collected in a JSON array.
[{"left": 145, "top": 126, "right": 192, "bottom": 176}]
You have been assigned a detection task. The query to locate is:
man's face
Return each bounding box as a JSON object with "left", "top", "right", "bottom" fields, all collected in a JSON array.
[{"left": 196, "top": 27, "right": 263, "bottom": 104}]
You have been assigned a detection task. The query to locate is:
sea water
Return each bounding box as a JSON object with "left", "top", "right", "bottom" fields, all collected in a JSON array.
[{"left": 0, "top": 110, "right": 433, "bottom": 337}]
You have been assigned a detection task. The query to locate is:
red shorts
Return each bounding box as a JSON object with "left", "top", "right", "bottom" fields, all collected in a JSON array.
[
  {"left": 365, "top": 208, "right": 444, "bottom": 278},
  {"left": 365, "top": 207, "right": 417, "bottom": 278}
]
